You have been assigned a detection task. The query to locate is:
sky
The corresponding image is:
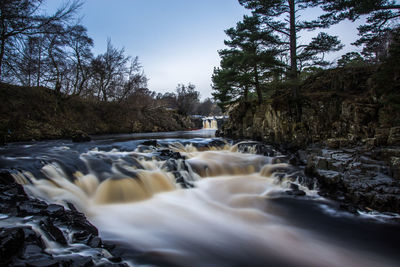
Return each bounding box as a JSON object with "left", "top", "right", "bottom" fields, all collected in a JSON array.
[{"left": 43, "top": 0, "right": 362, "bottom": 99}]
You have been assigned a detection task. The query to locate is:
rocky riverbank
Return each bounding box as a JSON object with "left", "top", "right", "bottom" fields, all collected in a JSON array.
[
  {"left": 220, "top": 66, "right": 400, "bottom": 213},
  {"left": 0, "top": 83, "right": 195, "bottom": 144},
  {"left": 302, "top": 145, "right": 400, "bottom": 213},
  {"left": 0, "top": 172, "right": 129, "bottom": 266},
  {"left": 220, "top": 66, "right": 400, "bottom": 148}
]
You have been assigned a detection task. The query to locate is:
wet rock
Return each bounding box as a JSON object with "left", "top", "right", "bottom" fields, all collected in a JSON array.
[
  {"left": 316, "top": 170, "right": 342, "bottom": 184},
  {"left": 158, "top": 149, "right": 184, "bottom": 160},
  {"left": 0, "top": 171, "right": 126, "bottom": 266},
  {"left": 141, "top": 140, "right": 158, "bottom": 147},
  {"left": 23, "top": 244, "right": 45, "bottom": 257},
  {"left": 88, "top": 234, "right": 102, "bottom": 247},
  {"left": 285, "top": 189, "right": 306, "bottom": 196},
  {"left": 316, "top": 157, "right": 329, "bottom": 170},
  {"left": 71, "top": 130, "right": 91, "bottom": 142},
  {"left": 0, "top": 227, "right": 25, "bottom": 264},
  {"left": 289, "top": 183, "right": 299, "bottom": 190},
  {"left": 0, "top": 171, "right": 17, "bottom": 185},
  {"left": 303, "top": 145, "right": 400, "bottom": 213},
  {"left": 388, "top": 127, "right": 400, "bottom": 146},
  {"left": 39, "top": 218, "right": 67, "bottom": 245},
  {"left": 68, "top": 212, "right": 98, "bottom": 236},
  {"left": 46, "top": 204, "right": 65, "bottom": 217},
  {"left": 55, "top": 255, "right": 94, "bottom": 267},
  {"left": 18, "top": 201, "right": 48, "bottom": 216},
  {"left": 173, "top": 171, "right": 194, "bottom": 188},
  {"left": 235, "top": 141, "right": 276, "bottom": 156},
  {"left": 390, "top": 157, "right": 400, "bottom": 180}
]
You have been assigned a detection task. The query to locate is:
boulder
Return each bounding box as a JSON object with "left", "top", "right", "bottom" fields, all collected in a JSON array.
[
  {"left": 71, "top": 130, "right": 91, "bottom": 142},
  {"left": 390, "top": 157, "right": 400, "bottom": 180}
]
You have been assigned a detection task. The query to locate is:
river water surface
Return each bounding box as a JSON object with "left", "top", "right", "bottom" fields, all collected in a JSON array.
[{"left": 1, "top": 130, "right": 400, "bottom": 267}]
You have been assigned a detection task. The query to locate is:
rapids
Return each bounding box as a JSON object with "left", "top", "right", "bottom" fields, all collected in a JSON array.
[{"left": 1, "top": 130, "right": 400, "bottom": 267}]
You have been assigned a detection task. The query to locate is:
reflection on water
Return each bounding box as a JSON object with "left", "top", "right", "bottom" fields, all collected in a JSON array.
[{"left": 1, "top": 131, "right": 400, "bottom": 267}]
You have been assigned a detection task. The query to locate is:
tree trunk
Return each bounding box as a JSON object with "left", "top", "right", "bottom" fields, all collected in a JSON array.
[
  {"left": 288, "top": 0, "right": 302, "bottom": 121},
  {"left": 0, "top": 39, "right": 5, "bottom": 81},
  {"left": 0, "top": 16, "right": 6, "bottom": 81},
  {"left": 244, "top": 86, "right": 249, "bottom": 102},
  {"left": 254, "top": 65, "right": 262, "bottom": 103},
  {"left": 36, "top": 45, "right": 42, "bottom": 87},
  {"left": 288, "top": 0, "right": 298, "bottom": 98}
]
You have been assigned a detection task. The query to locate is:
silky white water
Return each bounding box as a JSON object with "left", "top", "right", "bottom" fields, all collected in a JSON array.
[{"left": 9, "top": 140, "right": 399, "bottom": 267}]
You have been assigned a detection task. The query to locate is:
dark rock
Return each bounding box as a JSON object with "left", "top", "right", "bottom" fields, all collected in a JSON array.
[
  {"left": 388, "top": 127, "right": 400, "bottom": 146},
  {"left": 206, "top": 139, "right": 227, "bottom": 149},
  {"left": 25, "top": 258, "right": 59, "bottom": 267},
  {"left": 289, "top": 183, "right": 299, "bottom": 190},
  {"left": 23, "top": 244, "right": 45, "bottom": 257},
  {"left": 141, "top": 140, "right": 158, "bottom": 147},
  {"left": 39, "top": 218, "right": 67, "bottom": 245},
  {"left": 285, "top": 189, "right": 306, "bottom": 196},
  {"left": 0, "top": 171, "right": 17, "bottom": 185},
  {"left": 173, "top": 171, "right": 194, "bottom": 189},
  {"left": 72, "top": 230, "right": 91, "bottom": 244},
  {"left": 0, "top": 227, "right": 25, "bottom": 264},
  {"left": 389, "top": 157, "right": 400, "bottom": 180},
  {"left": 88, "top": 235, "right": 102, "bottom": 247},
  {"left": 46, "top": 204, "right": 65, "bottom": 217},
  {"left": 55, "top": 255, "right": 93, "bottom": 267},
  {"left": 108, "top": 256, "right": 123, "bottom": 263},
  {"left": 66, "top": 202, "right": 79, "bottom": 212},
  {"left": 18, "top": 201, "right": 48, "bottom": 216},
  {"left": 22, "top": 227, "right": 45, "bottom": 248},
  {"left": 71, "top": 130, "right": 91, "bottom": 142},
  {"left": 69, "top": 213, "right": 98, "bottom": 236},
  {"left": 158, "top": 149, "right": 184, "bottom": 160}
]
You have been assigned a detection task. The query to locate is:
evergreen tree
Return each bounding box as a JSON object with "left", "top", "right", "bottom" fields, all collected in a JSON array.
[
  {"left": 212, "top": 15, "right": 282, "bottom": 106},
  {"left": 308, "top": 0, "right": 400, "bottom": 59},
  {"left": 238, "top": 0, "right": 343, "bottom": 97}
]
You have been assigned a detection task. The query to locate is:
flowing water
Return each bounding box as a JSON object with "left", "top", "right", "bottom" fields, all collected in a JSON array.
[
  {"left": 202, "top": 118, "right": 218, "bottom": 129},
  {"left": 1, "top": 130, "right": 400, "bottom": 267}
]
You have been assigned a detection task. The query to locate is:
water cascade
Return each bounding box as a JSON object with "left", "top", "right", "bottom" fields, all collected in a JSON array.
[
  {"left": 202, "top": 117, "right": 218, "bottom": 129},
  {"left": 1, "top": 136, "right": 400, "bottom": 267}
]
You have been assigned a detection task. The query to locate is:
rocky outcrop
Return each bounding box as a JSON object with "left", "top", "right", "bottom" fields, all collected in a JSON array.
[
  {"left": 0, "top": 172, "right": 128, "bottom": 266},
  {"left": 221, "top": 67, "right": 400, "bottom": 148},
  {"left": 221, "top": 66, "right": 400, "bottom": 213},
  {"left": 302, "top": 146, "right": 400, "bottom": 213}
]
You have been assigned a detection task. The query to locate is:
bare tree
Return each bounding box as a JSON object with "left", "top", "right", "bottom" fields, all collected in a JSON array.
[
  {"left": 176, "top": 83, "right": 200, "bottom": 115},
  {"left": 0, "top": 0, "right": 82, "bottom": 81},
  {"left": 90, "top": 39, "right": 147, "bottom": 102}
]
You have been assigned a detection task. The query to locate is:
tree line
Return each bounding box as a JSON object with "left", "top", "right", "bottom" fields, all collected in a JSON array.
[
  {"left": 0, "top": 0, "right": 220, "bottom": 116},
  {"left": 212, "top": 0, "right": 400, "bottom": 109}
]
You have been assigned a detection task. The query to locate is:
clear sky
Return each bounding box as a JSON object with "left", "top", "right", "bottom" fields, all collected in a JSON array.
[{"left": 43, "top": 0, "right": 361, "bottom": 99}]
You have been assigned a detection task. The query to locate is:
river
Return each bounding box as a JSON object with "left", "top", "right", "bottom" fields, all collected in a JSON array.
[{"left": 1, "top": 129, "right": 400, "bottom": 267}]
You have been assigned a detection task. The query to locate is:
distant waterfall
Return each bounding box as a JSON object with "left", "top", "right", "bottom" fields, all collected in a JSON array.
[{"left": 202, "top": 117, "right": 218, "bottom": 129}]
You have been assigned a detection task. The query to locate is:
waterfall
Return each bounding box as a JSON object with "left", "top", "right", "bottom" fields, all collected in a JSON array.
[
  {"left": 202, "top": 117, "right": 218, "bottom": 129},
  {"left": 3, "top": 138, "right": 399, "bottom": 267}
]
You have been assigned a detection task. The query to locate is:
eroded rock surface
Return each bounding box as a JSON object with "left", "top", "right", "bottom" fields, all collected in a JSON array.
[{"left": 0, "top": 172, "right": 128, "bottom": 267}]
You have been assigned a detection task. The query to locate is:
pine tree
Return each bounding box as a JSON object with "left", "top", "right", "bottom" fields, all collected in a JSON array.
[
  {"left": 238, "top": 0, "right": 343, "bottom": 97},
  {"left": 212, "top": 15, "right": 282, "bottom": 106},
  {"left": 307, "top": 0, "right": 400, "bottom": 59}
]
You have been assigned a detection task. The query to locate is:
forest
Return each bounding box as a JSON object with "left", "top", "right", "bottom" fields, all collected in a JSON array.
[
  {"left": 0, "top": 0, "right": 220, "bottom": 117},
  {"left": 212, "top": 0, "right": 400, "bottom": 110}
]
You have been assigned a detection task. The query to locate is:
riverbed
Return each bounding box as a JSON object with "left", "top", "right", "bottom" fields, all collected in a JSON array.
[{"left": 1, "top": 130, "right": 400, "bottom": 267}]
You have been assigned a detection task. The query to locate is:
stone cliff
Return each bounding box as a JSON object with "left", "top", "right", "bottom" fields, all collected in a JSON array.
[
  {"left": 221, "top": 66, "right": 400, "bottom": 213},
  {"left": 221, "top": 66, "right": 400, "bottom": 149}
]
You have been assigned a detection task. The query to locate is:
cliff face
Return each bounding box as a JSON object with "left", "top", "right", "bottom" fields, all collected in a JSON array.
[{"left": 222, "top": 67, "right": 400, "bottom": 148}]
